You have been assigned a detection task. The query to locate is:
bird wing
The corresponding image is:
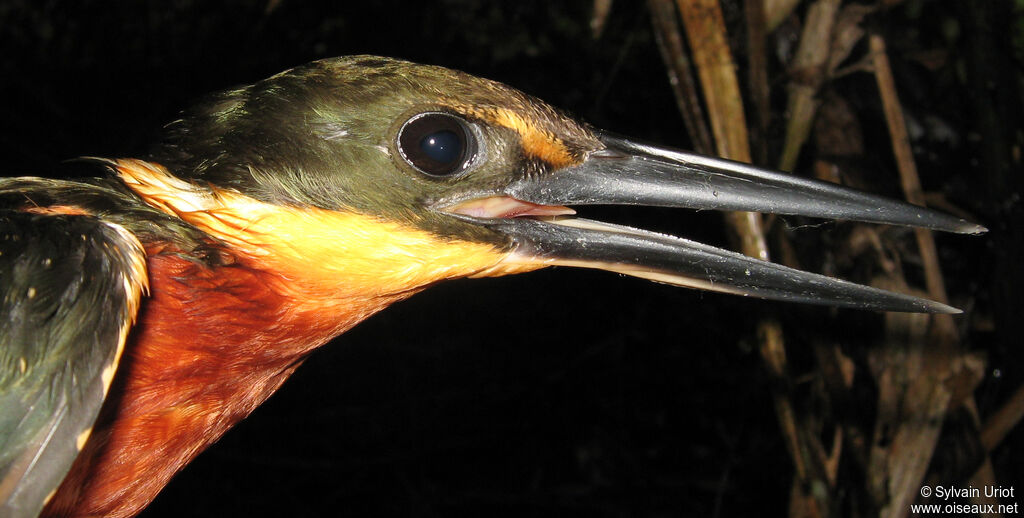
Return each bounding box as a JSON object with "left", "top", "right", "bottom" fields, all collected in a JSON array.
[{"left": 0, "top": 210, "right": 148, "bottom": 518}]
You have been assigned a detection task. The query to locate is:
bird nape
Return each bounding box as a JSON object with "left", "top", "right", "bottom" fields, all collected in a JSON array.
[{"left": 0, "top": 55, "right": 984, "bottom": 518}]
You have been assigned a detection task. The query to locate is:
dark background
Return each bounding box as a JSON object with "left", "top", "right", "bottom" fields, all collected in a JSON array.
[{"left": 1, "top": 1, "right": 1020, "bottom": 516}]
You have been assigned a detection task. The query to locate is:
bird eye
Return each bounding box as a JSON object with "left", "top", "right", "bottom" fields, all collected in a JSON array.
[{"left": 397, "top": 112, "right": 475, "bottom": 177}]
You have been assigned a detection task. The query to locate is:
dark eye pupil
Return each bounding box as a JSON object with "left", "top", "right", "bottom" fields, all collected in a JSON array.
[
  {"left": 420, "top": 130, "right": 461, "bottom": 165},
  {"left": 398, "top": 113, "right": 475, "bottom": 176}
]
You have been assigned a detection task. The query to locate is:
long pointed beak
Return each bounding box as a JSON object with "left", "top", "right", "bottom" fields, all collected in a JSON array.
[
  {"left": 511, "top": 133, "right": 985, "bottom": 235},
  {"left": 443, "top": 134, "right": 985, "bottom": 313}
]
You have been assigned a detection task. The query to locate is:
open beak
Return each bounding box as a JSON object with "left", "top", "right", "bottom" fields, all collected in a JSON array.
[{"left": 443, "top": 133, "right": 985, "bottom": 313}]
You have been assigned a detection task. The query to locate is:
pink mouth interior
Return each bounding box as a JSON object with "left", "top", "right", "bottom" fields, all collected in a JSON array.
[{"left": 446, "top": 196, "right": 575, "bottom": 219}]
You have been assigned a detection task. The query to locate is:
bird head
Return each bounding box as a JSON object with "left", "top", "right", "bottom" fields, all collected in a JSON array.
[{"left": 114, "top": 55, "right": 982, "bottom": 311}]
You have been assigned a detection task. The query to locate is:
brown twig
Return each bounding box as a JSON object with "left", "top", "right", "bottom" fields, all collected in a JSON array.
[
  {"left": 674, "top": 2, "right": 831, "bottom": 517},
  {"left": 676, "top": 0, "right": 751, "bottom": 164},
  {"left": 591, "top": 0, "right": 614, "bottom": 39},
  {"left": 870, "top": 35, "right": 952, "bottom": 314},
  {"left": 980, "top": 383, "right": 1024, "bottom": 451},
  {"left": 765, "top": 0, "right": 801, "bottom": 33},
  {"left": 967, "top": 383, "right": 1024, "bottom": 505},
  {"left": 745, "top": 0, "right": 771, "bottom": 164},
  {"left": 647, "top": 0, "right": 714, "bottom": 154},
  {"left": 870, "top": 33, "right": 999, "bottom": 518},
  {"left": 675, "top": 0, "right": 769, "bottom": 257},
  {"left": 778, "top": 0, "right": 841, "bottom": 172}
]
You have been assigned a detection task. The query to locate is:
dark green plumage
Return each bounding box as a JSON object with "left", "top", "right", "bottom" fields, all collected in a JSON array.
[
  {"left": 0, "top": 208, "right": 146, "bottom": 518},
  {"left": 149, "top": 56, "right": 600, "bottom": 245},
  {"left": 0, "top": 178, "right": 210, "bottom": 260}
]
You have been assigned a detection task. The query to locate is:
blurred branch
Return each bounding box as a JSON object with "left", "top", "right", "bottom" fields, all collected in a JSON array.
[
  {"left": 675, "top": 0, "right": 751, "bottom": 164},
  {"left": 651, "top": 4, "right": 1003, "bottom": 518},
  {"left": 745, "top": 0, "right": 771, "bottom": 163},
  {"left": 765, "top": 0, "right": 801, "bottom": 33},
  {"left": 869, "top": 33, "right": 998, "bottom": 518},
  {"left": 674, "top": 2, "right": 835, "bottom": 517},
  {"left": 591, "top": 0, "right": 614, "bottom": 39},
  {"left": 778, "top": 0, "right": 840, "bottom": 172},
  {"left": 870, "top": 35, "right": 952, "bottom": 314},
  {"left": 647, "top": 0, "right": 713, "bottom": 154},
  {"left": 971, "top": 382, "right": 1024, "bottom": 502},
  {"left": 980, "top": 383, "right": 1024, "bottom": 452},
  {"left": 675, "top": 0, "right": 769, "bottom": 259}
]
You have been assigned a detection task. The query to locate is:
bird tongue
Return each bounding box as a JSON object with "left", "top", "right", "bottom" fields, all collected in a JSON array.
[{"left": 446, "top": 196, "right": 575, "bottom": 219}]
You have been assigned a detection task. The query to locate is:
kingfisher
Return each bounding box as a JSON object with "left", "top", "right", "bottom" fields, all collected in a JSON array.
[{"left": 0, "top": 56, "right": 983, "bottom": 518}]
